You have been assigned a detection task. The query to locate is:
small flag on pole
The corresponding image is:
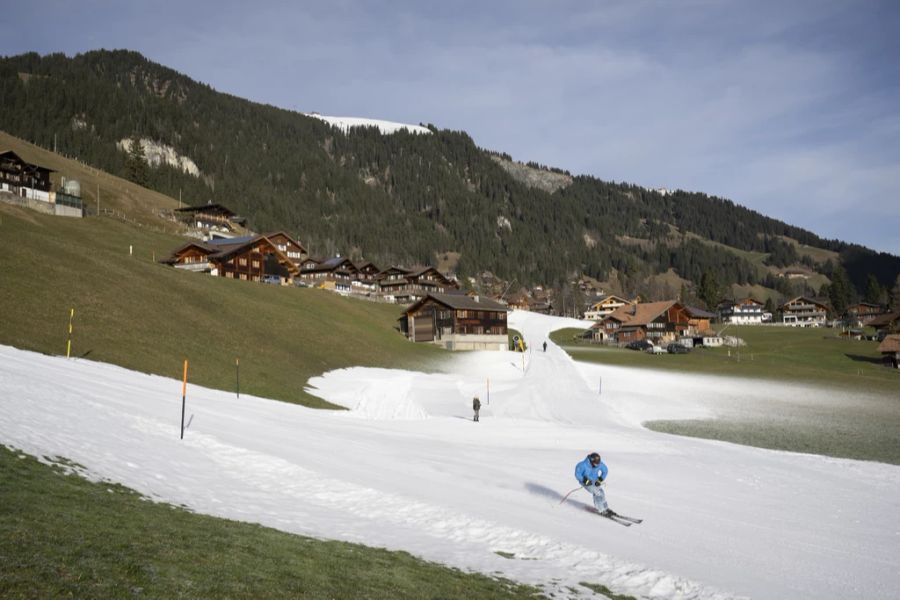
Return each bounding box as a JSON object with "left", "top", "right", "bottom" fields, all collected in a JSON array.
[{"left": 66, "top": 308, "right": 75, "bottom": 358}]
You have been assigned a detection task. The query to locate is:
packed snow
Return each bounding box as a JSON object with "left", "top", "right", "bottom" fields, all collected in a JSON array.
[
  {"left": 304, "top": 113, "right": 431, "bottom": 135},
  {"left": 1, "top": 311, "right": 898, "bottom": 599}
]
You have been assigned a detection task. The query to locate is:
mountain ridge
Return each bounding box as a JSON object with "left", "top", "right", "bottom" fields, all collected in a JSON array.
[{"left": 1, "top": 49, "right": 897, "bottom": 311}]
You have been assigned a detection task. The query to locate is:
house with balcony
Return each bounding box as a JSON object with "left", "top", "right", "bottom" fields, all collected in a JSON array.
[
  {"left": 780, "top": 296, "right": 828, "bottom": 326},
  {"left": 0, "top": 150, "right": 53, "bottom": 201},
  {"left": 298, "top": 256, "right": 359, "bottom": 293},
  {"left": 844, "top": 302, "right": 887, "bottom": 326},
  {"left": 377, "top": 265, "right": 458, "bottom": 304},
  {"left": 399, "top": 292, "right": 508, "bottom": 351},
  {"left": 173, "top": 202, "right": 247, "bottom": 238},
  {"left": 718, "top": 298, "right": 767, "bottom": 325},
  {"left": 584, "top": 295, "right": 633, "bottom": 320},
  {"left": 590, "top": 300, "right": 691, "bottom": 344}
]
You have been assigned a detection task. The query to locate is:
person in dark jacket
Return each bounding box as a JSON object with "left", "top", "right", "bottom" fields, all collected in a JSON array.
[
  {"left": 473, "top": 396, "right": 481, "bottom": 422},
  {"left": 574, "top": 452, "right": 609, "bottom": 514}
]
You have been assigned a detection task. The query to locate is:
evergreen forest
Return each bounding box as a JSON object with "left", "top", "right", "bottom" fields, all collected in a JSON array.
[{"left": 1, "top": 50, "right": 897, "bottom": 310}]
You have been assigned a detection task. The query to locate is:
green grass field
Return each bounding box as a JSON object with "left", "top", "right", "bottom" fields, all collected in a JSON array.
[
  {"left": 0, "top": 203, "right": 447, "bottom": 407},
  {"left": 551, "top": 325, "right": 898, "bottom": 394},
  {"left": 552, "top": 326, "right": 900, "bottom": 463},
  {"left": 0, "top": 446, "right": 543, "bottom": 599}
]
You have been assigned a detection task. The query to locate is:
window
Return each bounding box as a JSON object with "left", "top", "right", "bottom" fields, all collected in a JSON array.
[{"left": 239, "top": 258, "right": 247, "bottom": 266}]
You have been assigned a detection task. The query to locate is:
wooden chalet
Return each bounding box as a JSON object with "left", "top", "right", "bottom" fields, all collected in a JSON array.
[
  {"left": 591, "top": 300, "right": 691, "bottom": 344},
  {"left": 529, "top": 299, "right": 553, "bottom": 315},
  {"left": 780, "top": 296, "right": 828, "bottom": 326},
  {"left": 867, "top": 310, "right": 900, "bottom": 335},
  {"left": 299, "top": 256, "right": 358, "bottom": 293},
  {"left": 506, "top": 293, "right": 531, "bottom": 312},
  {"left": 684, "top": 305, "right": 716, "bottom": 334},
  {"left": 717, "top": 298, "right": 767, "bottom": 324},
  {"left": 174, "top": 203, "right": 247, "bottom": 236},
  {"left": 352, "top": 261, "right": 381, "bottom": 295},
  {"left": 163, "top": 234, "right": 299, "bottom": 283},
  {"left": 263, "top": 231, "right": 307, "bottom": 268},
  {"left": 584, "top": 295, "right": 633, "bottom": 320},
  {"left": 0, "top": 150, "right": 54, "bottom": 201},
  {"left": 845, "top": 302, "right": 887, "bottom": 326},
  {"left": 877, "top": 334, "right": 900, "bottom": 369},
  {"left": 377, "top": 265, "right": 458, "bottom": 304},
  {"left": 400, "top": 293, "right": 508, "bottom": 351}
]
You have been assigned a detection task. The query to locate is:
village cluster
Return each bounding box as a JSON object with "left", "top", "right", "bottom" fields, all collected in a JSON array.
[{"left": 2, "top": 150, "right": 898, "bottom": 364}]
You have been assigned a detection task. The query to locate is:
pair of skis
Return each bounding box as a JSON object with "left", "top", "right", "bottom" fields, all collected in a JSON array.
[{"left": 589, "top": 507, "right": 643, "bottom": 527}]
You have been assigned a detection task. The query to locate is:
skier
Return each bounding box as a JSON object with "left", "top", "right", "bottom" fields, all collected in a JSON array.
[
  {"left": 472, "top": 396, "right": 481, "bottom": 422},
  {"left": 575, "top": 452, "right": 610, "bottom": 515},
  {"left": 542, "top": 340, "right": 547, "bottom": 352}
]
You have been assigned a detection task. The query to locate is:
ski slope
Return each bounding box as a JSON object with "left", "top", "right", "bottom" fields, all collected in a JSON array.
[{"left": 1, "top": 311, "right": 898, "bottom": 599}]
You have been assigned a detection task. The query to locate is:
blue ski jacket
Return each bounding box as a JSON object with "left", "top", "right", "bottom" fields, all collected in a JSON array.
[{"left": 575, "top": 455, "right": 608, "bottom": 485}]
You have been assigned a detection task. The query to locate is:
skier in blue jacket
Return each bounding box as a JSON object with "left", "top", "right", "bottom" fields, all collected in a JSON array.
[{"left": 575, "top": 452, "right": 610, "bottom": 515}]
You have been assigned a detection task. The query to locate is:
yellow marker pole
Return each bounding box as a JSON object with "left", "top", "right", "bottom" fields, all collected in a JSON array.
[
  {"left": 66, "top": 308, "right": 75, "bottom": 358},
  {"left": 180, "top": 359, "right": 189, "bottom": 439}
]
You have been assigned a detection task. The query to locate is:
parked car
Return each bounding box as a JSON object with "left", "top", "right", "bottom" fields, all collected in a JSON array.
[
  {"left": 667, "top": 343, "right": 690, "bottom": 354},
  {"left": 626, "top": 340, "right": 654, "bottom": 351},
  {"left": 262, "top": 274, "right": 282, "bottom": 285},
  {"left": 646, "top": 345, "right": 666, "bottom": 355}
]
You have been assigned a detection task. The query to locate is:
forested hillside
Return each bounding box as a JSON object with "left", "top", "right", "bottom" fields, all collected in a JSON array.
[{"left": 1, "top": 50, "right": 897, "bottom": 309}]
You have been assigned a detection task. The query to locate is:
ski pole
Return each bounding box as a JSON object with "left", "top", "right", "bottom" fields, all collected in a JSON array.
[{"left": 558, "top": 486, "right": 583, "bottom": 505}]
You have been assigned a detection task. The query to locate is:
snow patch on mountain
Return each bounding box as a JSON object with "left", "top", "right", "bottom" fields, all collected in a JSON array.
[{"left": 305, "top": 113, "right": 431, "bottom": 135}]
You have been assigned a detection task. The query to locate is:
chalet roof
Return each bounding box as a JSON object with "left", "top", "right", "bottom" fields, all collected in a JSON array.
[
  {"left": 262, "top": 231, "right": 306, "bottom": 250},
  {"left": 877, "top": 334, "right": 900, "bottom": 353},
  {"left": 174, "top": 203, "right": 237, "bottom": 217},
  {"left": 589, "top": 294, "right": 630, "bottom": 308},
  {"left": 684, "top": 305, "right": 716, "bottom": 319},
  {"left": 603, "top": 300, "right": 680, "bottom": 327},
  {"left": 780, "top": 296, "right": 829, "bottom": 310},
  {"left": 405, "top": 292, "right": 508, "bottom": 315},
  {"left": 377, "top": 265, "right": 413, "bottom": 277},
  {"left": 847, "top": 302, "right": 884, "bottom": 310},
  {"left": 868, "top": 310, "right": 900, "bottom": 328},
  {"left": 206, "top": 235, "right": 256, "bottom": 247},
  {"left": 319, "top": 256, "right": 355, "bottom": 269},
  {"left": 0, "top": 149, "right": 55, "bottom": 173}
]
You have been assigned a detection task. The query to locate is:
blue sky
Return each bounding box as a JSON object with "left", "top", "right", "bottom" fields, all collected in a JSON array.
[{"left": 2, "top": 0, "right": 898, "bottom": 254}]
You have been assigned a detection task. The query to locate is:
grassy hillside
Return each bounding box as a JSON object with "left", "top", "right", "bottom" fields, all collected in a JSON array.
[
  {"left": 0, "top": 446, "right": 542, "bottom": 599},
  {"left": 0, "top": 130, "right": 180, "bottom": 230},
  {"left": 0, "top": 203, "right": 445, "bottom": 407},
  {"left": 6, "top": 50, "right": 898, "bottom": 301}
]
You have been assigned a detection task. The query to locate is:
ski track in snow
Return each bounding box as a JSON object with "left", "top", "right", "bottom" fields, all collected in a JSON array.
[{"left": 1, "top": 310, "right": 899, "bottom": 599}]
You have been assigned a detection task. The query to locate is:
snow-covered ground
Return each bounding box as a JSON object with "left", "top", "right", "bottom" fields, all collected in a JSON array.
[
  {"left": 2, "top": 311, "right": 898, "bottom": 599},
  {"left": 304, "top": 113, "right": 431, "bottom": 135}
]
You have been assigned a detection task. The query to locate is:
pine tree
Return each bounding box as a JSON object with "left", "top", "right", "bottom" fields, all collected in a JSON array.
[
  {"left": 125, "top": 136, "right": 148, "bottom": 186},
  {"left": 864, "top": 274, "right": 884, "bottom": 305},
  {"left": 828, "top": 265, "right": 852, "bottom": 316},
  {"left": 698, "top": 270, "right": 721, "bottom": 310}
]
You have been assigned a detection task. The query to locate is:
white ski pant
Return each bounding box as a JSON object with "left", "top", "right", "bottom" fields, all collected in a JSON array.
[{"left": 584, "top": 484, "right": 608, "bottom": 511}]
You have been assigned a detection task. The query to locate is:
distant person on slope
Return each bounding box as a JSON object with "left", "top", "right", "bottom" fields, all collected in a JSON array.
[
  {"left": 472, "top": 396, "right": 481, "bottom": 422},
  {"left": 575, "top": 452, "right": 609, "bottom": 515},
  {"left": 543, "top": 340, "right": 547, "bottom": 352}
]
